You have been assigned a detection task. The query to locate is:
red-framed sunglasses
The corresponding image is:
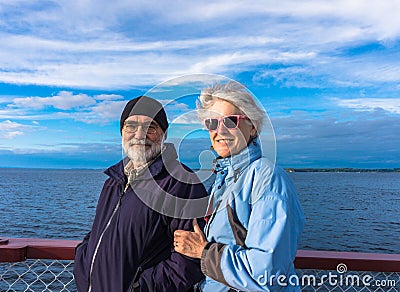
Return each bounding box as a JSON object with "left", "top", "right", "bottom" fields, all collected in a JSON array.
[{"left": 203, "top": 115, "right": 249, "bottom": 131}]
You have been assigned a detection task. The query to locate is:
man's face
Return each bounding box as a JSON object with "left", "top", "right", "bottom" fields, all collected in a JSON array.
[{"left": 122, "top": 115, "right": 164, "bottom": 167}]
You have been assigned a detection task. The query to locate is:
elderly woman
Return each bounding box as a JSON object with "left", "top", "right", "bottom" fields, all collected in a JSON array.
[{"left": 174, "top": 82, "right": 305, "bottom": 291}]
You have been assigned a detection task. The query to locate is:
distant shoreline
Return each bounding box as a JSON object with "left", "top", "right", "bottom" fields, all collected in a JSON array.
[
  {"left": 284, "top": 168, "right": 400, "bottom": 173},
  {"left": 0, "top": 167, "right": 104, "bottom": 170},
  {"left": 1, "top": 167, "right": 399, "bottom": 173}
]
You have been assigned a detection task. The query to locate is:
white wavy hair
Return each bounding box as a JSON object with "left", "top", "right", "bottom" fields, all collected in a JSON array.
[{"left": 197, "top": 81, "right": 265, "bottom": 135}]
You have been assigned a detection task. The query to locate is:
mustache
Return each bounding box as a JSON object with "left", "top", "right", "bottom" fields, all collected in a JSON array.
[{"left": 128, "top": 138, "right": 152, "bottom": 147}]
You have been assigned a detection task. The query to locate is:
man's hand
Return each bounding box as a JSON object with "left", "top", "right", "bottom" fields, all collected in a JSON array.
[{"left": 173, "top": 218, "right": 208, "bottom": 259}]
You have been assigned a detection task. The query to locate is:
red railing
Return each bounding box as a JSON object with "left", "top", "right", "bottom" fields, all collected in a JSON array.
[
  {"left": 1, "top": 237, "right": 400, "bottom": 272},
  {"left": 0, "top": 238, "right": 80, "bottom": 262}
]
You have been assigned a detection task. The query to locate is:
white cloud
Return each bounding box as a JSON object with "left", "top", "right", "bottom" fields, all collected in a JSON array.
[
  {"left": 0, "top": 120, "right": 23, "bottom": 130},
  {"left": 0, "top": 120, "right": 36, "bottom": 139},
  {"left": 353, "top": 62, "right": 400, "bottom": 83},
  {"left": 171, "top": 111, "right": 201, "bottom": 125},
  {"left": 334, "top": 98, "right": 400, "bottom": 114},
  {"left": 12, "top": 91, "right": 96, "bottom": 110},
  {"left": 0, "top": 110, "right": 71, "bottom": 121},
  {"left": 189, "top": 52, "right": 266, "bottom": 73},
  {"left": 272, "top": 108, "right": 400, "bottom": 167},
  {"left": 0, "top": 0, "right": 400, "bottom": 89},
  {"left": 74, "top": 100, "right": 127, "bottom": 124},
  {"left": 3, "top": 131, "right": 23, "bottom": 139},
  {"left": 94, "top": 94, "right": 124, "bottom": 101},
  {"left": 1, "top": 92, "right": 128, "bottom": 124},
  {"left": 103, "top": 0, "right": 400, "bottom": 40}
]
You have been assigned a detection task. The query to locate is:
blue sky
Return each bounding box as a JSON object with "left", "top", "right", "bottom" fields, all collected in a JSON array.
[{"left": 0, "top": 0, "right": 399, "bottom": 169}]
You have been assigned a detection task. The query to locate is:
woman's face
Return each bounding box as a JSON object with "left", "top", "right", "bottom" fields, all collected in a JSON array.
[{"left": 207, "top": 100, "right": 256, "bottom": 158}]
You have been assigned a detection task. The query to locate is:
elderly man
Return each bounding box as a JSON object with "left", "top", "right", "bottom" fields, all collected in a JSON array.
[{"left": 74, "top": 96, "right": 207, "bottom": 292}]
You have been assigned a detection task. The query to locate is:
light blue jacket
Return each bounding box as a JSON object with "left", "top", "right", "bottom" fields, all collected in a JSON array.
[{"left": 200, "top": 139, "right": 305, "bottom": 292}]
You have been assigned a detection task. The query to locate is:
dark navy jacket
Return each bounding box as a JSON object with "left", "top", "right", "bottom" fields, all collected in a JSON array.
[{"left": 74, "top": 143, "right": 208, "bottom": 292}]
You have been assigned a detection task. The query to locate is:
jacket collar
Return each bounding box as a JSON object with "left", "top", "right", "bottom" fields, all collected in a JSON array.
[
  {"left": 105, "top": 142, "right": 178, "bottom": 183},
  {"left": 213, "top": 138, "right": 262, "bottom": 180}
]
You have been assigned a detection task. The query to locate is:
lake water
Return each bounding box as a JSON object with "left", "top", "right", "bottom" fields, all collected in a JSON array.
[{"left": 0, "top": 168, "right": 399, "bottom": 254}]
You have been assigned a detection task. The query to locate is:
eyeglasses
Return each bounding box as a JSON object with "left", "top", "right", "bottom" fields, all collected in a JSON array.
[
  {"left": 203, "top": 115, "right": 249, "bottom": 131},
  {"left": 123, "top": 121, "right": 159, "bottom": 134}
]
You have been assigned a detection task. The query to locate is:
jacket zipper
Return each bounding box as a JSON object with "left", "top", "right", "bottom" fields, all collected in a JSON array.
[
  {"left": 87, "top": 182, "right": 128, "bottom": 292},
  {"left": 128, "top": 266, "right": 142, "bottom": 292}
]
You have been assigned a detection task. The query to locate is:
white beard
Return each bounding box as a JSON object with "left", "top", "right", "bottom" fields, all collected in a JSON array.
[{"left": 123, "top": 137, "right": 164, "bottom": 168}]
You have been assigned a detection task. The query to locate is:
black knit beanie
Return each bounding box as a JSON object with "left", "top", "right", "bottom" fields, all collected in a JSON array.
[{"left": 120, "top": 96, "right": 169, "bottom": 134}]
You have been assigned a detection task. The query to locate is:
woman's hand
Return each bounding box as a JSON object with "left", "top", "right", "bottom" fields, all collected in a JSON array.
[{"left": 174, "top": 218, "right": 208, "bottom": 259}]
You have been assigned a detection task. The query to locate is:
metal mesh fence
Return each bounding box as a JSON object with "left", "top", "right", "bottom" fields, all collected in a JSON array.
[
  {"left": 0, "top": 259, "right": 76, "bottom": 292},
  {"left": 1, "top": 260, "right": 399, "bottom": 291}
]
